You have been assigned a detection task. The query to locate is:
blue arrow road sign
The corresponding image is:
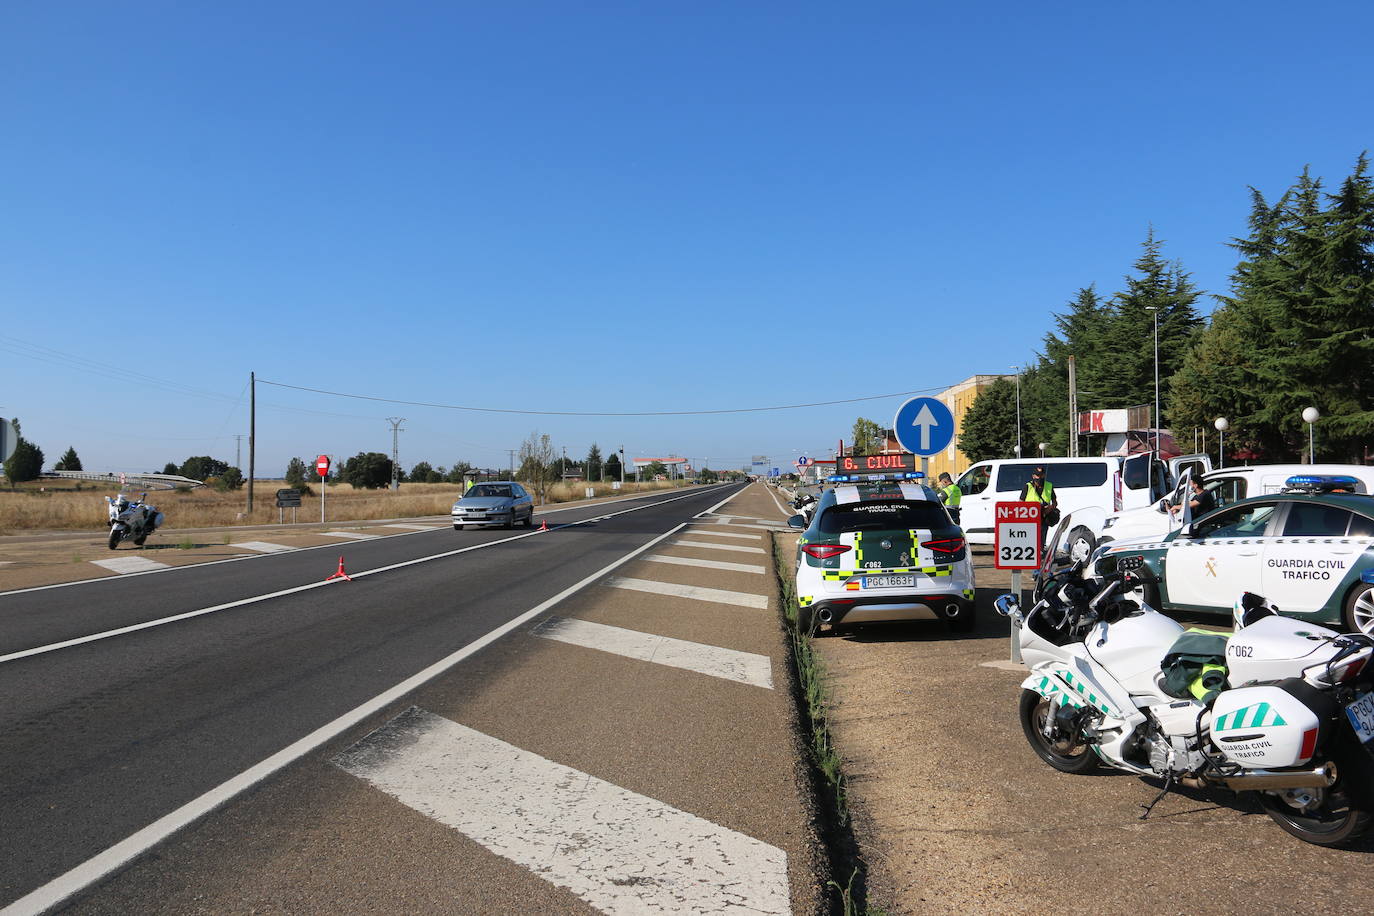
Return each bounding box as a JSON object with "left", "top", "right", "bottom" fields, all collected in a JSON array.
[
  {"left": 797, "top": 456, "right": 809, "bottom": 466},
  {"left": 892, "top": 397, "right": 955, "bottom": 457}
]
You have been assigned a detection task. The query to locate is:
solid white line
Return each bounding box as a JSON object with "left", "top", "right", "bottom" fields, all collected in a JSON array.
[
  {"left": 767, "top": 488, "right": 794, "bottom": 519},
  {"left": 0, "top": 485, "right": 737, "bottom": 598},
  {"left": 644, "top": 554, "right": 765, "bottom": 575},
  {"left": 681, "top": 528, "right": 761, "bottom": 540},
  {"left": 319, "top": 531, "right": 380, "bottom": 540},
  {"left": 0, "top": 487, "right": 742, "bottom": 667},
  {"left": 90, "top": 557, "right": 172, "bottom": 575},
  {"left": 673, "top": 539, "right": 767, "bottom": 555},
  {"left": 232, "top": 541, "right": 294, "bottom": 554},
  {"left": 535, "top": 617, "right": 773, "bottom": 687},
  {"left": 333, "top": 709, "right": 788, "bottom": 914},
  {"left": 0, "top": 488, "right": 748, "bottom": 916},
  {"left": 604, "top": 576, "right": 769, "bottom": 609}
]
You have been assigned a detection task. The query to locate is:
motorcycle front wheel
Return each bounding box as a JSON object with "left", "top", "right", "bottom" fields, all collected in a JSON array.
[
  {"left": 108, "top": 529, "right": 121, "bottom": 550},
  {"left": 1019, "top": 689, "right": 1097, "bottom": 774},
  {"left": 1258, "top": 782, "right": 1373, "bottom": 847}
]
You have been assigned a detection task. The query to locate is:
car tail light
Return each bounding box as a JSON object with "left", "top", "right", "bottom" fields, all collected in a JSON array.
[
  {"left": 922, "top": 537, "right": 966, "bottom": 554},
  {"left": 802, "top": 544, "right": 851, "bottom": 560}
]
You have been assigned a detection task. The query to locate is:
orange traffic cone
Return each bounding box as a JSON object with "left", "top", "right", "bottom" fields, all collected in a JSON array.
[
  {"left": 325, "top": 556, "right": 353, "bottom": 582},
  {"left": 539, "top": 518, "right": 549, "bottom": 531}
]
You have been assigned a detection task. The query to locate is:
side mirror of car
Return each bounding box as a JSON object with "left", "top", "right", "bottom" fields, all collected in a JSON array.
[{"left": 787, "top": 514, "right": 807, "bottom": 529}]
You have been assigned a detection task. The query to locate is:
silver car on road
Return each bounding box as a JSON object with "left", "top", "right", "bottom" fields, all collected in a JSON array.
[{"left": 451, "top": 482, "right": 535, "bottom": 530}]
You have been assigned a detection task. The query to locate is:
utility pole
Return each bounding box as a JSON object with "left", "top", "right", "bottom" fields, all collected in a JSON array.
[
  {"left": 247, "top": 372, "right": 256, "bottom": 513},
  {"left": 1067, "top": 356, "right": 1078, "bottom": 458},
  {"left": 508, "top": 449, "right": 516, "bottom": 479},
  {"left": 387, "top": 417, "right": 406, "bottom": 490},
  {"left": 234, "top": 434, "right": 245, "bottom": 470},
  {"left": 562, "top": 445, "right": 567, "bottom": 482}
]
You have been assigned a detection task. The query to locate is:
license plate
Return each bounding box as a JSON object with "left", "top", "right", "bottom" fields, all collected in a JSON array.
[
  {"left": 861, "top": 575, "right": 915, "bottom": 589},
  {"left": 1345, "top": 692, "right": 1374, "bottom": 745}
]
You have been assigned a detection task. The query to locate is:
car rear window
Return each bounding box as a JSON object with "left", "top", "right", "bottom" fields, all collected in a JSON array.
[
  {"left": 996, "top": 462, "right": 1109, "bottom": 493},
  {"left": 817, "top": 501, "right": 949, "bottom": 534}
]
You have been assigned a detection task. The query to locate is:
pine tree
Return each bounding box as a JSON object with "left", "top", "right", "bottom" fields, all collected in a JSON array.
[
  {"left": 54, "top": 446, "right": 82, "bottom": 471},
  {"left": 2, "top": 418, "right": 44, "bottom": 483},
  {"left": 958, "top": 378, "right": 1019, "bottom": 461},
  {"left": 604, "top": 451, "right": 623, "bottom": 481},
  {"left": 586, "top": 443, "right": 604, "bottom": 482},
  {"left": 850, "top": 418, "right": 885, "bottom": 454}
]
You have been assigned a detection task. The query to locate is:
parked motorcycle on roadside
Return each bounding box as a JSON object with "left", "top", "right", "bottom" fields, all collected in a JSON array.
[
  {"left": 105, "top": 493, "right": 165, "bottom": 549},
  {"left": 791, "top": 492, "right": 818, "bottom": 524},
  {"left": 995, "top": 513, "right": 1374, "bottom": 846}
]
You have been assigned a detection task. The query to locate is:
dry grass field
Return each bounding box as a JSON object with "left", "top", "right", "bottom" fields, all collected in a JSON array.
[{"left": 0, "top": 479, "right": 688, "bottom": 532}]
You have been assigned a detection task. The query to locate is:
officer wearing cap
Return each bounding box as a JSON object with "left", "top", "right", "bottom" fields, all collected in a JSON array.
[
  {"left": 1022, "top": 466, "right": 1059, "bottom": 524},
  {"left": 936, "top": 472, "right": 962, "bottom": 525}
]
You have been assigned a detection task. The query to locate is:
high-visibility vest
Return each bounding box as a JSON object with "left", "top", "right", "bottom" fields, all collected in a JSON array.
[
  {"left": 1023, "top": 480, "right": 1054, "bottom": 504},
  {"left": 939, "top": 484, "right": 962, "bottom": 507}
]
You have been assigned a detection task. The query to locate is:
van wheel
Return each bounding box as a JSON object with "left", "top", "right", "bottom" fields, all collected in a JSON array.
[
  {"left": 1344, "top": 583, "right": 1374, "bottom": 636},
  {"left": 1066, "top": 527, "right": 1095, "bottom": 564}
]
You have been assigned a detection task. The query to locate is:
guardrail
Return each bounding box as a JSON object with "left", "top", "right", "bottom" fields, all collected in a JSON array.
[{"left": 42, "top": 471, "right": 206, "bottom": 490}]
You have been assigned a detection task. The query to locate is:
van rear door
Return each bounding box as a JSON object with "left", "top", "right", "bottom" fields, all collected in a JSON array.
[{"left": 1168, "top": 453, "right": 1212, "bottom": 485}]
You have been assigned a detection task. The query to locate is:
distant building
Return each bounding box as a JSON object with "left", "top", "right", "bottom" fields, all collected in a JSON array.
[{"left": 924, "top": 375, "right": 1009, "bottom": 482}]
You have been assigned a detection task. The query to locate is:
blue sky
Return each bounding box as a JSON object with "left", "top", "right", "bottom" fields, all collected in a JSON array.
[{"left": 3, "top": 1, "right": 1370, "bottom": 475}]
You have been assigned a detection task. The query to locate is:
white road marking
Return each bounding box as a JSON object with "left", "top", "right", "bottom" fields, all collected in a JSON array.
[
  {"left": 0, "top": 488, "right": 748, "bottom": 916},
  {"left": 232, "top": 541, "right": 295, "bottom": 554},
  {"left": 333, "top": 708, "right": 789, "bottom": 914},
  {"left": 674, "top": 539, "right": 767, "bottom": 554},
  {"left": 682, "top": 528, "right": 761, "bottom": 540},
  {"left": 719, "top": 523, "right": 790, "bottom": 531},
  {"left": 645, "top": 554, "right": 765, "bottom": 575},
  {"left": 767, "top": 488, "right": 793, "bottom": 519},
  {"left": 319, "top": 531, "right": 380, "bottom": 540},
  {"left": 383, "top": 524, "right": 445, "bottom": 530},
  {"left": 605, "top": 576, "right": 769, "bottom": 609},
  {"left": 90, "top": 557, "right": 172, "bottom": 575},
  {"left": 535, "top": 616, "right": 773, "bottom": 688}
]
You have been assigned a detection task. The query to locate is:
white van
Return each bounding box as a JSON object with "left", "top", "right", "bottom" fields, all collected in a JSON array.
[
  {"left": 954, "top": 454, "right": 1210, "bottom": 561},
  {"left": 1098, "top": 463, "right": 1374, "bottom": 546}
]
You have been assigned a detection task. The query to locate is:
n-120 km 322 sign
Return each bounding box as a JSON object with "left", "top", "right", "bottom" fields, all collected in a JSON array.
[{"left": 994, "top": 501, "right": 1041, "bottom": 570}]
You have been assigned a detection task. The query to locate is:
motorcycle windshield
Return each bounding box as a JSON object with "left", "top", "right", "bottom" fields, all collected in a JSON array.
[{"left": 1040, "top": 511, "right": 1074, "bottom": 580}]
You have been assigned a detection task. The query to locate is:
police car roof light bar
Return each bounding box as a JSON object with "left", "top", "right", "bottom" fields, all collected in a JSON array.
[
  {"left": 826, "top": 471, "right": 927, "bottom": 483},
  {"left": 1283, "top": 474, "right": 1360, "bottom": 493}
]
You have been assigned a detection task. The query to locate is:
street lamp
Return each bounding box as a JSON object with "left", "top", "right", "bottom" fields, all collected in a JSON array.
[
  {"left": 1038, "top": 442, "right": 1048, "bottom": 458},
  {"left": 1303, "top": 407, "right": 1320, "bottom": 464},
  {"left": 1146, "top": 306, "right": 1160, "bottom": 457},
  {"left": 1011, "top": 365, "right": 1021, "bottom": 458},
  {"left": 1214, "top": 417, "right": 1228, "bottom": 469}
]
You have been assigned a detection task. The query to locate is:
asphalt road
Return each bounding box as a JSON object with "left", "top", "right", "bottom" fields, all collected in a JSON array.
[{"left": 0, "top": 483, "right": 746, "bottom": 910}]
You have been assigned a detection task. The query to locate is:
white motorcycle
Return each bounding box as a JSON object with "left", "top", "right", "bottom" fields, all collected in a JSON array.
[
  {"left": 105, "top": 492, "right": 165, "bottom": 549},
  {"left": 790, "top": 492, "right": 819, "bottom": 524},
  {"left": 995, "top": 514, "right": 1374, "bottom": 846}
]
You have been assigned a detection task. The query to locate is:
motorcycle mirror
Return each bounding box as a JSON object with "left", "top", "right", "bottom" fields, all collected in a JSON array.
[
  {"left": 787, "top": 514, "right": 807, "bottom": 529},
  {"left": 993, "top": 594, "right": 1019, "bottom": 617}
]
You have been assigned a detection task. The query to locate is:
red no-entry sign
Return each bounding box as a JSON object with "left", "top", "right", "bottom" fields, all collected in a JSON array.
[{"left": 316, "top": 454, "right": 331, "bottom": 479}]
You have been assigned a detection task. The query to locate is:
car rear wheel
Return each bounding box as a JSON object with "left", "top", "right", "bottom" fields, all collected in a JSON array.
[
  {"left": 1343, "top": 583, "right": 1374, "bottom": 636},
  {"left": 453, "top": 524, "right": 464, "bottom": 531},
  {"left": 523, "top": 509, "right": 534, "bottom": 528}
]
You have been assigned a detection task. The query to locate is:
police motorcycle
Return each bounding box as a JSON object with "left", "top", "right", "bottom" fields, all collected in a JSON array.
[
  {"left": 994, "top": 513, "right": 1374, "bottom": 845},
  {"left": 790, "top": 492, "right": 819, "bottom": 524},
  {"left": 105, "top": 492, "right": 166, "bottom": 549}
]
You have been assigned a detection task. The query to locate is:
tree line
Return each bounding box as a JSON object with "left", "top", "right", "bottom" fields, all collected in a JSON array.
[{"left": 958, "top": 154, "right": 1374, "bottom": 465}]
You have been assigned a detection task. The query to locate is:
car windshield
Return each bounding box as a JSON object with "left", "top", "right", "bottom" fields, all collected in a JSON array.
[
  {"left": 467, "top": 485, "right": 513, "bottom": 498},
  {"left": 817, "top": 501, "right": 949, "bottom": 534}
]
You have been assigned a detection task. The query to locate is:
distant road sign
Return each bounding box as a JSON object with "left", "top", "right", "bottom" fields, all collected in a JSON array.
[
  {"left": 276, "top": 488, "right": 302, "bottom": 508},
  {"left": 892, "top": 397, "right": 955, "bottom": 457},
  {"left": 797, "top": 456, "right": 809, "bottom": 466},
  {"left": 316, "top": 455, "right": 331, "bottom": 479}
]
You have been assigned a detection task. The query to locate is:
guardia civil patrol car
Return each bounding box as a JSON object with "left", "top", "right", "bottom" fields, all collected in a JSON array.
[
  {"left": 1094, "top": 475, "right": 1374, "bottom": 635},
  {"left": 788, "top": 468, "right": 975, "bottom": 634}
]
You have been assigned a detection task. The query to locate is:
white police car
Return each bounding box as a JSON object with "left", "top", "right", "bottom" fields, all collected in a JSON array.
[
  {"left": 1095, "top": 475, "right": 1374, "bottom": 634},
  {"left": 788, "top": 468, "right": 976, "bottom": 635}
]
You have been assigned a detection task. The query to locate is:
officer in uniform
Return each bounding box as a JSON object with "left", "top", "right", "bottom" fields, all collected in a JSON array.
[
  {"left": 1022, "top": 466, "right": 1059, "bottom": 525},
  {"left": 936, "top": 472, "right": 962, "bottom": 525}
]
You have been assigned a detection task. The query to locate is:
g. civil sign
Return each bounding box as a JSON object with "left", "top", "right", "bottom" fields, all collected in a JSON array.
[{"left": 892, "top": 397, "right": 954, "bottom": 457}]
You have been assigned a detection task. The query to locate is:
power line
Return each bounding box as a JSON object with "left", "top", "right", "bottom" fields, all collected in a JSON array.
[{"left": 256, "top": 378, "right": 951, "bottom": 417}]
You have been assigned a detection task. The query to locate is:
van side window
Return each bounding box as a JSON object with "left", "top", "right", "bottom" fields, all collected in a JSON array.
[
  {"left": 996, "top": 462, "right": 1109, "bottom": 493},
  {"left": 956, "top": 466, "right": 990, "bottom": 495}
]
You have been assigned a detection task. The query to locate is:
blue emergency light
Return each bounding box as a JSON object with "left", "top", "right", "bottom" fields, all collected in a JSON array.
[
  {"left": 826, "top": 472, "right": 927, "bottom": 483},
  {"left": 1283, "top": 474, "right": 1360, "bottom": 493}
]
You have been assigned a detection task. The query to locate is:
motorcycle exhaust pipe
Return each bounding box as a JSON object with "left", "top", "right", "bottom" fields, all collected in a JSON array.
[
  {"left": 818, "top": 608, "right": 833, "bottom": 623},
  {"left": 1192, "top": 764, "right": 1336, "bottom": 791}
]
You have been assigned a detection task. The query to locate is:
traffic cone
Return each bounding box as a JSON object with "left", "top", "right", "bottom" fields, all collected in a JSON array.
[
  {"left": 539, "top": 518, "right": 549, "bottom": 531},
  {"left": 325, "top": 555, "right": 353, "bottom": 582}
]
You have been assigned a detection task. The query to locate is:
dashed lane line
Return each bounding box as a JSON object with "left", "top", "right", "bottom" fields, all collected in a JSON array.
[
  {"left": 332, "top": 708, "right": 790, "bottom": 915},
  {"left": 673, "top": 539, "right": 767, "bottom": 554},
  {"left": 644, "top": 554, "right": 765, "bottom": 575},
  {"left": 604, "top": 576, "right": 769, "bottom": 609},
  {"left": 534, "top": 616, "right": 773, "bottom": 688},
  {"left": 90, "top": 557, "right": 173, "bottom": 575},
  {"left": 319, "top": 531, "right": 381, "bottom": 540},
  {"left": 680, "top": 528, "right": 761, "bottom": 540},
  {"left": 232, "top": 541, "right": 295, "bottom": 554}
]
